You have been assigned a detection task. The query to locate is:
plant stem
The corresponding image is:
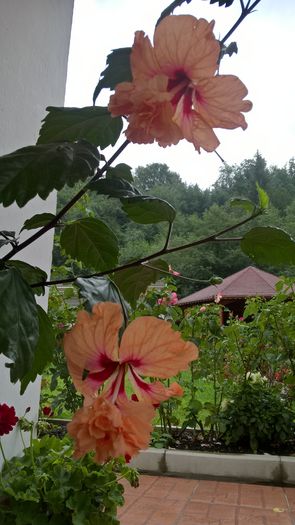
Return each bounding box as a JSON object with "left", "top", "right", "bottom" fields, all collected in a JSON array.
[
  {"left": 29, "top": 425, "right": 35, "bottom": 469},
  {"left": 221, "top": 0, "right": 262, "bottom": 45},
  {"left": 0, "top": 439, "right": 8, "bottom": 469},
  {"left": 1, "top": 140, "right": 130, "bottom": 263},
  {"left": 31, "top": 210, "right": 261, "bottom": 289}
]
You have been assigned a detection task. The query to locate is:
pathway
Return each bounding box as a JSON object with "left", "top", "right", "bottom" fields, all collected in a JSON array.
[{"left": 118, "top": 474, "right": 295, "bottom": 525}]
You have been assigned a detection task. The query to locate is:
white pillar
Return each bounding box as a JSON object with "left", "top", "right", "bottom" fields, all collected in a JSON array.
[{"left": 0, "top": 0, "right": 74, "bottom": 463}]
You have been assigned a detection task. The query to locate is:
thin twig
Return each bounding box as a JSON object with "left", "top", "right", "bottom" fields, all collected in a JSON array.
[
  {"left": 221, "top": 0, "right": 262, "bottom": 45},
  {"left": 31, "top": 210, "right": 261, "bottom": 288},
  {"left": 163, "top": 221, "right": 173, "bottom": 251}
]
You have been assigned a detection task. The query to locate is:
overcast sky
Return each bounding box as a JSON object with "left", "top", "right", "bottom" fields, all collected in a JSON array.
[{"left": 65, "top": 0, "right": 295, "bottom": 188}]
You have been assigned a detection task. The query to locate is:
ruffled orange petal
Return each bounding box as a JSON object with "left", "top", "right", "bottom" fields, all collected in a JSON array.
[
  {"left": 196, "top": 75, "right": 252, "bottom": 129},
  {"left": 131, "top": 31, "right": 161, "bottom": 81},
  {"left": 63, "top": 302, "right": 122, "bottom": 395},
  {"left": 173, "top": 96, "right": 220, "bottom": 152},
  {"left": 119, "top": 316, "right": 198, "bottom": 378},
  {"left": 68, "top": 395, "right": 154, "bottom": 463},
  {"left": 154, "top": 15, "right": 219, "bottom": 79},
  {"left": 108, "top": 82, "right": 135, "bottom": 116}
]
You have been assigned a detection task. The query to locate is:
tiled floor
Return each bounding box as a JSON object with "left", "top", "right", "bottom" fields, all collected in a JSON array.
[{"left": 118, "top": 475, "right": 295, "bottom": 525}]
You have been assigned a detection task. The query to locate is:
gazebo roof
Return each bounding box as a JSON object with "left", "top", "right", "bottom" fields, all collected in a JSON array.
[{"left": 178, "top": 266, "right": 279, "bottom": 306}]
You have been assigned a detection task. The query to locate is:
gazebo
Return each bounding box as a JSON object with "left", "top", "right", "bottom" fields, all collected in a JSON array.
[{"left": 178, "top": 266, "right": 279, "bottom": 319}]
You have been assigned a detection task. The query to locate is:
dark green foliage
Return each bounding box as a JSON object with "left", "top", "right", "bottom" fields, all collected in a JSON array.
[
  {"left": 0, "top": 268, "right": 39, "bottom": 382},
  {"left": 38, "top": 106, "right": 123, "bottom": 149},
  {"left": 210, "top": 0, "right": 235, "bottom": 6},
  {"left": 0, "top": 141, "right": 100, "bottom": 207},
  {"left": 219, "top": 382, "right": 295, "bottom": 452},
  {"left": 121, "top": 196, "right": 176, "bottom": 224},
  {"left": 60, "top": 218, "right": 119, "bottom": 271},
  {"left": 5, "top": 260, "right": 47, "bottom": 295},
  {"left": 113, "top": 260, "right": 169, "bottom": 307},
  {"left": 93, "top": 47, "right": 132, "bottom": 104},
  {"left": 20, "top": 213, "right": 56, "bottom": 232},
  {"left": 89, "top": 174, "right": 140, "bottom": 198},
  {"left": 241, "top": 227, "right": 295, "bottom": 265},
  {"left": 0, "top": 435, "right": 137, "bottom": 525},
  {"left": 76, "top": 276, "right": 129, "bottom": 324},
  {"left": 20, "top": 306, "right": 55, "bottom": 394}
]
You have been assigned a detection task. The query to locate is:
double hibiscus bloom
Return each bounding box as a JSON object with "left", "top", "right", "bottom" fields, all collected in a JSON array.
[
  {"left": 64, "top": 302, "right": 197, "bottom": 463},
  {"left": 109, "top": 15, "right": 252, "bottom": 152}
]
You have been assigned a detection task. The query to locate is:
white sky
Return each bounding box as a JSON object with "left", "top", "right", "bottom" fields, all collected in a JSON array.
[{"left": 65, "top": 0, "right": 295, "bottom": 188}]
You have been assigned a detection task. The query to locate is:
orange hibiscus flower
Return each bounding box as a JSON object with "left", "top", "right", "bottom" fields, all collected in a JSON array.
[
  {"left": 67, "top": 395, "right": 154, "bottom": 463},
  {"left": 64, "top": 302, "right": 197, "bottom": 461},
  {"left": 108, "top": 15, "right": 252, "bottom": 152}
]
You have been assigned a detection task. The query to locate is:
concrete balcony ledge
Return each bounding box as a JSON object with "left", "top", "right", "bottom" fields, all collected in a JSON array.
[{"left": 130, "top": 448, "right": 295, "bottom": 485}]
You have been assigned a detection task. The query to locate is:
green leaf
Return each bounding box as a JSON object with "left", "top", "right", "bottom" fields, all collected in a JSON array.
[
  {"left": 38, "top": 106, "right": 123, "bottom": 150},
  {"left": 284, "top": 374, "right": 295, "bottom": 385},
  {"left": 0, "top": 268, "right": 39, "bottom": 382},
  {"left": 241, "top": 226, "right": 295, "bottom": 265},
  {"left": 93, "top": 47, "right": 132, "bottom": 104},
  {"left": 89, "top": 175, "right": 140, "bottom": 198},
  {"left": 121, "top": 196, "right": 176, "bottom": 224},
  {"left": 230, "top": 197, "right": 255, "bottom": 214},
  {"left": 6, "top": 260, "right": 47, "bottom": 296},
  {"left": 0, "top": 141, "right": 100, "bottom": 208},
  {"left": 60, "top": 218, "right": 118, "bottom": 271},
  {"left": 20, "top": 213, "right": 56, "bottom": 232},
  {"left": 76, "top": 276, "right": 129, "bottom": 321},
  {"left": 113, "top": 260, "right": 169, "bottom": 306},
  {"left": 20, "top": 306, "right": 55, "bottom": 394},
  {"left": 106, "top": 163, "right": 133, "bottom": 182},
  {"left": 0, "top": 239, "right": 10, "bottom": 248},
  {"left": 256, "top": 183, "right": 269, "bottom": 210}
]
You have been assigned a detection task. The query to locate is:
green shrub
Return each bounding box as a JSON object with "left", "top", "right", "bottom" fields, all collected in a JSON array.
[
  {"left": 0, "top": 435, "right": 138, "bottom": 525},
  {"left": 219, "top": 381, "right": 295, "bottom": 452}
]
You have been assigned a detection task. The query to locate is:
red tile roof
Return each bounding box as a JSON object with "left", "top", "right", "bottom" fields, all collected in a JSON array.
[{"left": 178, "top": 266, "right": 279, "bottom": 306}]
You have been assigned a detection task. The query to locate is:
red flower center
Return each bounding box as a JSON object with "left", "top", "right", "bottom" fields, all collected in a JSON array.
[{"left": 167, "top": 69, "right": 193, "bottom": 115}]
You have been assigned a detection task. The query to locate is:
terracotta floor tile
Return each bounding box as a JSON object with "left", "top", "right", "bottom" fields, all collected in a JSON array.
[
  {"left": 214, "top": 482, "right": 240, "bottom": 505},
  {"left": 240, "top": 484, "right": 288, "bottom": 509},
  {"left": 119, "top": 496, "right": 162, "bottom": 525},
  {"left": 191, "top": 480, "right": 219, "bottom": 502},
  {"left": 146, "top": 499, "right": 186, "bottom": 525},
  {"left": 208, "top": 503, "right": 237, "bottom": 520},
  {"left": 167, "top": 478, "right": 200, "bottom": 500},
  {"left": 238, "top": 506, "right": 292, "bottom": 525},
  {"left": 182, "top": 500, "right": 210, "bottom": 518},
  {"left": 119, "top": 475, "right": 295, "bottom": 525},
  {"left": 144, "top": 476, "right": 178, "bottom": 499},
  {"left": 284, "top": 487, "right": 295, "bottom": 510}
]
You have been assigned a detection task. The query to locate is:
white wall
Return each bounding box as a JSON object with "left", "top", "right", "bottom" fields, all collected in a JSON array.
[{"left": 0, "top": 0, "right": 74, "bottom": 463}]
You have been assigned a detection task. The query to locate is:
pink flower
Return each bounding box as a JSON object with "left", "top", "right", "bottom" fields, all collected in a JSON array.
[
  {"left": 169, "top": 292, "right": 178, "bottom": 305},
  {"left": 168, "top": 265, "right": 180, "bottom": 276},
  {"left": 199, "top": 306, "right": 207, "bottom": 313},
  {"left": 215, "top": 292, "right": 223, "bottom": 304}
]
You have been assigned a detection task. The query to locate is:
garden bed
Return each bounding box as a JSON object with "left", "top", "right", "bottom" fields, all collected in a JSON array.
[{"left": 169, "top": 428, "right": 295, "bottom": 456}]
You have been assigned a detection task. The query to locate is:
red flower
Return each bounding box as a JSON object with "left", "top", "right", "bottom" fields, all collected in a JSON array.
[
  {"left": 42, "top": 406, "right": 54, "bottom": 417},
  {"left": 0, "top": 404, "right": 18, "bottom": 436}
]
